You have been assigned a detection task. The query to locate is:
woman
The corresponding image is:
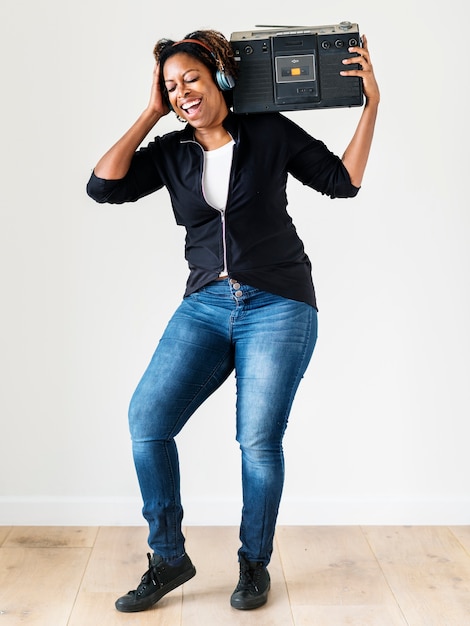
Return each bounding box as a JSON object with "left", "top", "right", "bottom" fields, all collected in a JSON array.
[{"left": 86, "top": 28, "right": 379, "bottom": 612}]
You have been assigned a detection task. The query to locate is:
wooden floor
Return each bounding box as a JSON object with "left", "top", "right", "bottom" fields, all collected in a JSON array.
[{"left": 1, "top": 526, "right": 470, "bottom": 625}]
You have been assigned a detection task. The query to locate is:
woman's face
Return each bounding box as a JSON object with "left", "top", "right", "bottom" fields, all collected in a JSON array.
[{"left": 163, "top": 52, "right": 228, "bottom": 129}]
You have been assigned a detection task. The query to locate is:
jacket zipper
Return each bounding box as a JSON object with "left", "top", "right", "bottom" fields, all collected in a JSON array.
[
  {"left": 182, "top": 137, "right": 233, "bottom": 278},
  {"left": 220, "top": 135, "right": 236, "bottom": 278},
  {"left": 218, "top": 209, "right": 228, "bottom": 277}
]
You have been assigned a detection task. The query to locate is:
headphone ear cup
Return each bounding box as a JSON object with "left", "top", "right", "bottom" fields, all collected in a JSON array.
[{"left": 216, "top": 70, "right": 235, "bottom": 91}]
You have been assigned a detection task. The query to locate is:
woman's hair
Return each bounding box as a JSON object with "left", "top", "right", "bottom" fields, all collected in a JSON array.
[{"left": 153, "top": 29, "right": 238, "bottom": 107}]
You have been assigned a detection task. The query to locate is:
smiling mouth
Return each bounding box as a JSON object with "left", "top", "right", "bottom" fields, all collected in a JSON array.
[{"left": 181, "top": 98, "right": 202, "bottom": 114}]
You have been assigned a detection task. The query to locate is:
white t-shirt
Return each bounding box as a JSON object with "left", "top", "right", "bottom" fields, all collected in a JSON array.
[{"left": 202, "top": 140, "right": 235, "bottom": 211}]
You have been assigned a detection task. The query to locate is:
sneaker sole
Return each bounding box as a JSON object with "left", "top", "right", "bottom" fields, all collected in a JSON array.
[{"left": 115, "top": 565, "right": 196, "bottom": 613}]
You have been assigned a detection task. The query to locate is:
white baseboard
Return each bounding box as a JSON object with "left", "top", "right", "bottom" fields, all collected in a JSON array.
[{"left": 1, "top": 496, "right": 469, "bottom": 526}]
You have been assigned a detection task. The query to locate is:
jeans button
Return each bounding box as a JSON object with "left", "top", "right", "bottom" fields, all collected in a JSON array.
[
  {"left": 232, "top": 282, "right": 241, "bottom": 290},
  {"left": 235, "top": 290, "right": 243, "bottom": 297}
]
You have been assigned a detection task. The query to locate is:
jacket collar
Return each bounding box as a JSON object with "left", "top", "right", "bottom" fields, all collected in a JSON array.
[{"left": 222, "top": 111, "right": 239, "bottom": 142}]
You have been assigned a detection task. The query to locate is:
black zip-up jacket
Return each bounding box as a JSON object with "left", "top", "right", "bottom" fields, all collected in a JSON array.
[{"left": 86, "top": 112, "right": 359, "bottom": 308}]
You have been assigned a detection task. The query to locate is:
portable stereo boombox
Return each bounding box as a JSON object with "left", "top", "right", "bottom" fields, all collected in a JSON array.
[{"left": 229, "top": 21, "right": 363, "bottom": 113}]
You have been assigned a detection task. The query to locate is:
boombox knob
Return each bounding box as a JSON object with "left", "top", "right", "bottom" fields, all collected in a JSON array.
[{"left": 339, "top": 21, "right": 353, "bottom": 31}]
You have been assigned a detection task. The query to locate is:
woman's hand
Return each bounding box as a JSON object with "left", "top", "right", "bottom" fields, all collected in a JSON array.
[
  {"left": 146, "top": 62, "right": 171, "bottom": 117},
  {"left": 340, "top": 35, "right": 380, "bottom": 188},
  {"left": 340, "top": 34, "right": 380, "bottom": 106}
]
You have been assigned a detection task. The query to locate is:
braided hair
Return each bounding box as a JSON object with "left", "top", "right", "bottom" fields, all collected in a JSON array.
[{"left": 153, "top": 29, "right": 238, "bottom": 107}]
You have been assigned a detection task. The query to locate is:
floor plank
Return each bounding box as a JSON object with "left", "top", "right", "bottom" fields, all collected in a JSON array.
[
  {"left": 291, "top": 605, "right": 409, "bottom": 626},
  {"left": 0, "top": 527, "right": 12, "bottom": 546},
  {"left": 450, "top": 525, "right": 470, "bottom": 555},
  {"left": 276, "top": 526, "right": 406, "bottom": 617},
  {"left": 3, "top": 525, "right": 98, "bottom": 548},
  {"left": 74, "top": 526, "right": 150, "bottom": 592},
  {"left": 0, "top": 547, "right": 90, "bottom": 626},
  {"left": 363, "top": 526, "right": 470, "bottom": 626}
]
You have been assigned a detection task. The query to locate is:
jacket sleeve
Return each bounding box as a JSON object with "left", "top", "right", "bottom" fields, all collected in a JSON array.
[
  {"left": 279, "top": 115, "right": 360, "bottom": 199},
  {"left": 288, "top": 139, "right": 359, "bottom": 199},
  {"left": 86, "top": 141, "right": 165, "bottom": 204}
]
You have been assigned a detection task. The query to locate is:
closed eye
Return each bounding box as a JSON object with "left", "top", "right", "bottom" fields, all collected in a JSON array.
[{"left": 166, "top": 77, "right": 198, "bottom": 93}]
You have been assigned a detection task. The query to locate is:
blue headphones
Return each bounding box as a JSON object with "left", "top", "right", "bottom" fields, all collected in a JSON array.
[{"left": 172, "top": 38, "right": 235, "bottom": 91}]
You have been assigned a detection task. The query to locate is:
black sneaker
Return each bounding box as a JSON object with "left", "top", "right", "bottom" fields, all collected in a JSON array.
[
  {"left": 230, "top": 555, "right": 270, "bottom": 610},
  {"left": 115, "top": 552, "right": 196, "bottom": 612}
]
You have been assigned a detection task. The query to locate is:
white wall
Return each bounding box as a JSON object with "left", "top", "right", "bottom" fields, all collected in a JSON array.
[{"left": 1, "top": 0, "right": 469, "bottom": 526}]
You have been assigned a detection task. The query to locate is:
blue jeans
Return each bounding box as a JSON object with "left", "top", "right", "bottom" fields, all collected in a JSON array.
[{"left": 128, "top": 279, "right": 318, "bottom": 566}]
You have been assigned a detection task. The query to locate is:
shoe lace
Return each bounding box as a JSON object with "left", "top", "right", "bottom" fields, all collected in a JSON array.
[{"left": 133, "top": 553, "right": 161, "bottom": 596}]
